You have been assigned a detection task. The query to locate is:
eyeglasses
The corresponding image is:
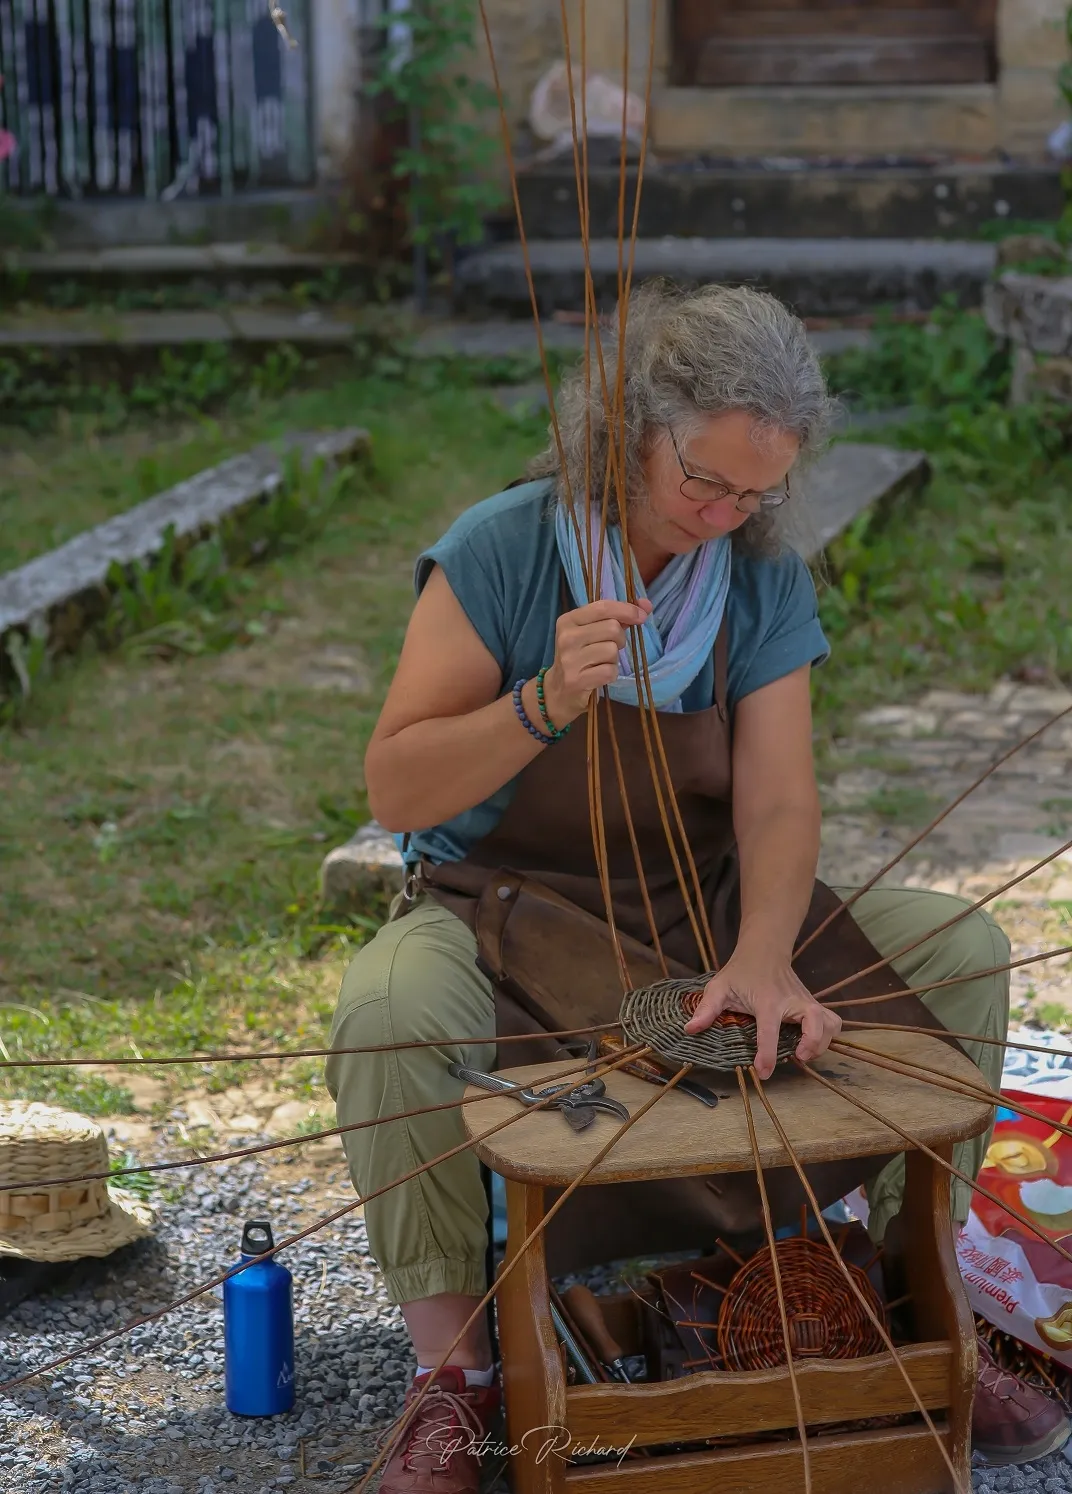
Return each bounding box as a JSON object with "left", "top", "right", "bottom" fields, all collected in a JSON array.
[{"left": 667, "top": 427, "right": 791, "bottom": 513}]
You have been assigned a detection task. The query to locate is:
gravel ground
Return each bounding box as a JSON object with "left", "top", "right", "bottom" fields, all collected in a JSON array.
[
  {"left": 0, "top": 1148, "right": 409, "bottom": 1494},
  {"left": 2, "top": 1135, "right": 1071, "bottom": 1493}
]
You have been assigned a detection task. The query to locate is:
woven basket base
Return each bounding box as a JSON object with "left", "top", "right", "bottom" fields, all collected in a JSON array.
[{"left": 620, "top": 979, "right": 802, "bottom": 1073}]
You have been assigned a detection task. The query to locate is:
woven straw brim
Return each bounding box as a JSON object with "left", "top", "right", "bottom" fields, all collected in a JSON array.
[
  {"left": 0, "top": 1186, "right": 154, "bottom": 1262},
  {"left": 0, "top": 1099, "right": 155, "bottom": 1263}
]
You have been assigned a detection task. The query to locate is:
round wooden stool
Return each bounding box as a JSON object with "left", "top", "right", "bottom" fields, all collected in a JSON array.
[{"left": 461, "top": 1029, "right": 993, "bottom": 1494}]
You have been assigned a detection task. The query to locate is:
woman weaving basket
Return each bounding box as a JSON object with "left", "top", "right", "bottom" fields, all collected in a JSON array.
[{"left": 325, "top": 283, "right": 1059, "bottom": 1490}]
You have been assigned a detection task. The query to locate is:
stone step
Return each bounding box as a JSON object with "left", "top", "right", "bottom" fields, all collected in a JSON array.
[
  {"left": 454, "top": 236, "right": 996, "bottom": 319},
  {"left": 510, "top": 164, "right": 1061, "bottom": 243},
  {"left": 2, "top": 242, "right": 364, "bottom": 294},
  {"left": 318, "top": 437, "right": 929, "bottom": 909},
  {"left": 0, "top": 309, "right": 876, "bottom": 360},
  {"left": 0, "top": 307, "right": 367, "bottom": 352},
  {"left": 694, "top": 35, "right": 989, "bottom": 88},
  {"left": 2, "top": 188, "right": 332, "bottom": 250},
  {"left": 0, "top": 428, "right": 370, "bottom": 661}
]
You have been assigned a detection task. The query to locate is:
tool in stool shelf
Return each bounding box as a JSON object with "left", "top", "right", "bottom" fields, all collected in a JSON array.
[
  {"left": 458, "top": 1030, "right": 994, "bottom": 1494},
  {"left": 447, "top": 1062, "right": 630, "bottom": 1133},
  {"left": 561, "top": 1285, "right": 633, "bottom": 1382},
  {"left": 548, "top": 1284, "right": 603, "bottom": 1385}
]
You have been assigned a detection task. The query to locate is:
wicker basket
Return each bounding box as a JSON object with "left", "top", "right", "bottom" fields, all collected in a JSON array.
[
  {"left": 619, "top": 979, "right": 801, "bottom": 1072},
  {"left": 717, "top": 1235, "right": 887, "bottom": 1372}
]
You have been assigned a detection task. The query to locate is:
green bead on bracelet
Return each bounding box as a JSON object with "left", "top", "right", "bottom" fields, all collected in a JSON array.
[{"left": 536, "top": 666, "right": 571, "bottom": 740}]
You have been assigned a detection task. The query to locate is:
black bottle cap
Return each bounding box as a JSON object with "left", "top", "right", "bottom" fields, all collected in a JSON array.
[{"left": 241, "top": 1220, "right": 275, "bottom": 1256}]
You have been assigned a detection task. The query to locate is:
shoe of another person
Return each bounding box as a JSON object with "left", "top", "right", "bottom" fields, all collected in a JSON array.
[
  {"left": 378, "top": 1366, "right": 502, "bottom": 1494},
  {"left": 972, "top": 1338, "right": 1071, "bottom": 1467}
]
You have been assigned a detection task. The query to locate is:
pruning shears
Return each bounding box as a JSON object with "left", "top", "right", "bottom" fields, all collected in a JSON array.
[{"left": 448, "top": 1061, "right": 630, "bottom": 1133}]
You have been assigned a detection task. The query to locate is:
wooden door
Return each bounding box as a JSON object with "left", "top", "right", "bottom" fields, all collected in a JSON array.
[{"left": 672, "top": 2, "right": 998, "bottom": 88}]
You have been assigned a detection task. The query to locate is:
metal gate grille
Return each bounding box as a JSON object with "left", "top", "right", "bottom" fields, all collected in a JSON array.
[{"left": 0, "top": 0, "right": 312, "bottom": 197}]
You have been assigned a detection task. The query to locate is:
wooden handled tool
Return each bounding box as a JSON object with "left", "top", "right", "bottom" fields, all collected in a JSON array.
[
  {"left": 561, "top": 1285, "right": 632, "bottom": 1382},
  {"left": 597, "top": 1033, "right": 722, "bottom": 1108}
]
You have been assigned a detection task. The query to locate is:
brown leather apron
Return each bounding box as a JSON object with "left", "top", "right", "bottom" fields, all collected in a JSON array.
[{"left": 419, "top": 612, "right": 941, "bottom": 1273}]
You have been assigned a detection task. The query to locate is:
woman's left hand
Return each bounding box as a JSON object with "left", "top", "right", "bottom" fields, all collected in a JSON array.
[{"left": 682, "top": 948, "right": 842, "bottom": 1082}]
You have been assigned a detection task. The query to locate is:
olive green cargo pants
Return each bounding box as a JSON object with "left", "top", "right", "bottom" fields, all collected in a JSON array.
[{"left": 324, "top": 887, "right": 1009, "bottom": 1305}]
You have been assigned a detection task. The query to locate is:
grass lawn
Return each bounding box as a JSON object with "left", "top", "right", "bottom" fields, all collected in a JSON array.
[
  {"left": 1, "top": 315, "right": 1071, "bottom": 1114},
  {"left": 0, "top": 367, "right": 546, "bottom": 1112}
]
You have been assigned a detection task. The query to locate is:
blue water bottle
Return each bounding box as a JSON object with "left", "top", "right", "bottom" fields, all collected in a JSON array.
[{"left": 223, "top": 1219, "right": 295, "bottom": 1416}]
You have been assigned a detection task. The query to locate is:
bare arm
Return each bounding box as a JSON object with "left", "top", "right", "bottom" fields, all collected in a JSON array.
[
  {"left": 731, "top": 665, "right": 822, "bottom": 959},
  {"left": 365, "top": 566, "right": 543, "bottom": 831},
  {"left": 365, "top": 565, "right": 648, "bottom": 832},
  {"left": 684, "top": 665, "right": 841, "bottom": 1077}
]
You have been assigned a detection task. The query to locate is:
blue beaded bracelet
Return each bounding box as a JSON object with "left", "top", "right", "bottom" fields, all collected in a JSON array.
[{"left": 512, "top": 679, "right": 556, "bottom": 746}]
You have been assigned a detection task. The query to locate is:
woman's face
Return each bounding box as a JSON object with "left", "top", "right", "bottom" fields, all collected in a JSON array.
[{"left": 635, "top": 409, "right": 800, "bottom": 559}]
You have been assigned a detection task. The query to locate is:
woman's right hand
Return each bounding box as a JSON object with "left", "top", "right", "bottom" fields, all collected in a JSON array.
[{"left": 540, "top": 598, "right": 653, "bottom": 728}]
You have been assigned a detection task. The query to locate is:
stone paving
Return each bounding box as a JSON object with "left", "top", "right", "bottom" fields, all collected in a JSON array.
[{"left": 817, "top": 681, "right": 1072, "bottom": 1025}]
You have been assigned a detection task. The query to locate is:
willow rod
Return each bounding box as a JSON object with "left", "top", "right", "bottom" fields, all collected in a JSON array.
[
  {"left": 829, "top": 1038, "right": 1072, "bottom": 1146},
  {"left": 750, "top": 1065, "right": 965, "bottom": 1493},
  {"left": 554, "top": 1, "right": 716, "bottom": 972},
  {"left": 0, "top": 1019, "right": 625, "bottom": 1070},
  {"left": 735, "top": 1065, "right": 812, "bottom": 1493},
  {"left": 813, "top": 835, "right": 1072, "bottom": 1003},
  {"left": 0, "top": 1044, "right": 652, "bottom": 1392},
  {"left": 475, "top": 0, "right": 589, "bottom": 598},
  {"left": 795, "top": 702, "right": 1072, "bottom": 959},
  {"left": 349, "top": 1062, "right": 689, "bottom": 1494},
  {"left": 0, "top": 1047, "right": 648, "bottom": 1196},
  {"left": 823, "top": 942, "right": 1072, "bottom": 1012},
  {"left": 796, "top": 1057, "right": 1072, "bottom": 1272},
  {"left": 842, "top": 1016, "right": 1072, "bottom": 1061}
]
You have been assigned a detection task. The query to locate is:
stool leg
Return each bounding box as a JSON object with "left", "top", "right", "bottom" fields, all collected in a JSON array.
[
  {"left": 497, "top": 1180, "right": 568, "bottom": 1494},
  {"left": 901, "top": 1145, "right": 977, "bottom": 1489}
]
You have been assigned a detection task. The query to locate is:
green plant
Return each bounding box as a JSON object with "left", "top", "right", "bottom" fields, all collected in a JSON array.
[
  {"left": 0, "top": 621, "right": 50, "bottom": 726},
  {"left": 861, "top": 787, "right": 942, "bottom": 825},
  {"left": 110, "top": 1152, "right": 156, "bottom": 1198},
  {"left": 0, "top": 342, "right": 313, "bottom": 432},
  {"left": 0, "top": 453, "right": 368, "bottom": 723},
  {"left": 97, "top": 454, "right": 362, "bottom": 661},
  {"left": 370, "top": 0, "right": 502, "bottom": 256},
  {"left": 824, "top": 302, "right": 1011, "bottom": 413}
]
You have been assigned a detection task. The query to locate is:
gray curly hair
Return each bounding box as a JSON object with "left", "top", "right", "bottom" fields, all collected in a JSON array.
[{"left": 528, "top": 280, "right": 833, "bottom": 555}]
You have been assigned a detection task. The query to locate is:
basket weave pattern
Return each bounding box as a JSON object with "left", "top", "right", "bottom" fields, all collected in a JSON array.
[
  {"left": 0, "top": 1100, "right": 153, "bottom": 1261},
  {"left": 619, "top": 979, "right": 802, "bottom": 1072},
  {"left": 717, "top": 1236, "right": 887, "bottom": 1372},
  {"left": 0, "top": 1181, "right": 110, "bottom": 1234}
]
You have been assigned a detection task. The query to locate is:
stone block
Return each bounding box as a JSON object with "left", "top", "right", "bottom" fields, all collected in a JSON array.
[
  {"left": 455, "top": 237, "right": 996, "bottom": 319},
  {"left": 996, "top": 235, "right": 1068, "bottom": 272},
  {"left": 995, "top": 833, "right": 1072, "bottom": 865},
  {"left": 0, "top": 427, "right": 369, "bottom": 658},
  {"left": 999, "top": 67, "right": 1068, "bottom": 153},
  {"left": 652, "top": 84, "right": 998, "bottom": 158},
  {"left": 857, "top": 705, "right": 940, "bottom": 737},
  {"left": 1027, "top": 346, "right": 1072, "bottom": 400},
  {"left": 786, "top": 443, "right": 930, "bottom": 558},
  {"left": 1007, "top": 685, "right": 1072, "bottom": 715},
  {"left": 984, "top": 272, "right": 1072, "bottom": 357},
  {"left": 997, "top": 0, "right": 1070, "bottom": 72},
  {"left": 319, "top": 821, "right": 405, "bottom": 909}
]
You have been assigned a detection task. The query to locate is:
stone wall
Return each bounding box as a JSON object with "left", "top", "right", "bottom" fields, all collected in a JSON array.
[
  {"left": 999, "top": 0, "right": 1072, "bottom": 154},
  {"left": 471, "top": 0, "right": 1070, "bottom": 160}
]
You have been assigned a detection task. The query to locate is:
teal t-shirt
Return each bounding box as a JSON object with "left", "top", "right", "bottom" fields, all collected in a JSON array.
[{"left": 405, "top": 479, "right": 830, "bottom": 864}]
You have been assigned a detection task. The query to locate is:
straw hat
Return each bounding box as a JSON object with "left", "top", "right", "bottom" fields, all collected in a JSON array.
[{"left": 0, "top": 1101, "right": 154, "bottom": 1262}]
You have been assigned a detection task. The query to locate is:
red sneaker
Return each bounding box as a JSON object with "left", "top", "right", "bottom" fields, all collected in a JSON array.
[
  {"left": 378, "top": 1366, "right": 502, "bottom": 1494},
  {"left": 972, "top": 1338, "right": 1070, "bottom": 1467}
]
